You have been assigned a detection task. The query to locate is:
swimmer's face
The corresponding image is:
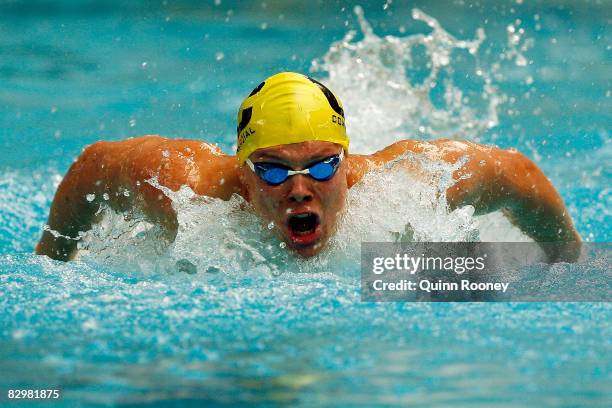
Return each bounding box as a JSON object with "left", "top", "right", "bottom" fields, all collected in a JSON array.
[{"left": 240, "top": 141, "right": 348, "bottom": 257}]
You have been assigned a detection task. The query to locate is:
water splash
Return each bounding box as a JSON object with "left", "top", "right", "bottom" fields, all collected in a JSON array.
[
  {"left": 333, "top": 151, "right": 480, "bottom": 247},
  {"left": 503, "top": 20, "right": 534, "bottom": 68},
  {"left": 74, "top": 152, "right": 528, "bottom": 276},
  {"left": 311, "top": 6, "right": 511, "bottom": 152}
]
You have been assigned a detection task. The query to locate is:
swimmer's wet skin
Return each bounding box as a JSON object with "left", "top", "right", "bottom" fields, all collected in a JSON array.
[{"left": 36, "top": 72, "right": 581, "bottom": 262}]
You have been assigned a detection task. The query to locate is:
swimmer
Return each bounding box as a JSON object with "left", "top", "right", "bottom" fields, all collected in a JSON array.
[{"left": 36, "top": 72, "right": 581, "bottom": 262}]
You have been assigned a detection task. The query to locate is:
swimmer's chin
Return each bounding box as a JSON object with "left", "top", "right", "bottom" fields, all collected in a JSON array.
[
  {"left": 283, "top": 226, "right": 326, "bottom": 257},
  {"left": 289, "top": 242, "right": 325, "bottom": 258}
]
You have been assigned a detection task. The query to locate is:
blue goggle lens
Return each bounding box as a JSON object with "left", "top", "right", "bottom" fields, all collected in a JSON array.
[
  {"left": 308, "top": 160, "right": 336, "bottom": 181},
  {"left": 263, "top": 167, "right": 289, "bottom": 185},
  {"left": 255, "top": 154, "right": 341, "bottom": 185}
]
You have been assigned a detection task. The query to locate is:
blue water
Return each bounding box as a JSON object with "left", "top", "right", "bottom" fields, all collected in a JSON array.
[{"left": 1, "top": 1, "right": 610, "bottom": 406}]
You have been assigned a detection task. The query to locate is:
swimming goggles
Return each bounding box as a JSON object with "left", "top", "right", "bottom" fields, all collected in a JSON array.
[{"left": 246, "top": 150, "right": 344, "bottom": 186}]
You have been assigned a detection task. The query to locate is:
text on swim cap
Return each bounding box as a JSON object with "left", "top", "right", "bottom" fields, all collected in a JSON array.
[
  {"left": 332, "top": 115, "right": 345, "bottom": 127},
  {"left": 237, "top": 127, "right": 255, "bottom": 152}
]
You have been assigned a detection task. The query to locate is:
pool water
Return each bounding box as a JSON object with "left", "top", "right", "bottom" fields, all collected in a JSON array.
[{"left": 1, "top": 1, "right": 610, "bottom": 406}]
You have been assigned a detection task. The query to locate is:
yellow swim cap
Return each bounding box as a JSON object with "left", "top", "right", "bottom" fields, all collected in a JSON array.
[{"left": 236, "top": 72, "right": 349, "bottom": 165}]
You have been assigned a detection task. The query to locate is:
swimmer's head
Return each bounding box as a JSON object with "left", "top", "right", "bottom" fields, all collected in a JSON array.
[
  {"left": 235, "top": 72, "right": 349, "bottom": 165},
  {"left": 236, "top": 72, "right": 350, "bottom": 257}
]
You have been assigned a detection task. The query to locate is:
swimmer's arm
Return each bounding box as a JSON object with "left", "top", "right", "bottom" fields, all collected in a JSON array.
[
  {"left": 353, "top": 140, "right": 581, "bottom": 262},
  {"left": 441, "top": 141, "right": 581, "bottom": 261},
  {"left": 35, "top": 137, "right": 172, "bottom": 260},
  {"left": 36, "top": 136, "right": 241, "bottom": 261}
]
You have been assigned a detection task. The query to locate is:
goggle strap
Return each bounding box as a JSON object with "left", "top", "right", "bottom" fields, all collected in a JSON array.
[{"left": 246, "top": 158, "right": 256, "bottom": 172}]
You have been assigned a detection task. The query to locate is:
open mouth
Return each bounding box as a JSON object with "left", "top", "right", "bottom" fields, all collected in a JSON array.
[
  {"left": 288, "top": 212, "right": 320, "bottom": 236},
  {"left": 286, "top": 212, "right": 322, "bottom": 248}
]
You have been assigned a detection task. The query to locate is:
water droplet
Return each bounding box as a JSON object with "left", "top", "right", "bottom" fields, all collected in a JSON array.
[
  {"left": 260, "top": 22, "right": 268, "bottom": 30},
  {"left": 141, "top": 62, "right": 148, "bottom": 68},
  {"left": 103, "top": 193, "right": 109, "bottom": 201},
  {"left": 82, "top": 318, "right": 98, "bottom": 330},
  {"left": 214, "top": 0, "right": 221, "bottom": 5},
  {"left": 267, "top": 221, "right": 275, "bottom": 230},
  {"left": 215, "top": 52, "right": 224, "bottom": 61},
  {"left": 162, "top": 150, "right": 170, "bottom": 158},
  {"left": 129, "top": 118, "right": 136, "bottom": 127},
  {"left": 279, "top": 242, "right": 286, "bottom": 249},
  {"left": 123, "top": 190, "right": 130, "bottom": 197},
  {"left": 12, "top": 329, "right": 27, "bottom": 340},
  {"left": 86, "top": 193, "right": 95, "bottom": 202},
  {"left": 479, "top": 160, "right": 486, "bottom": 167}
]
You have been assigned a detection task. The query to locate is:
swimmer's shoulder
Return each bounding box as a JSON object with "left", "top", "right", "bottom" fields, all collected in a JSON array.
[
  {"left": 369, "top": 138, "right": 501, "bottom": 162},
  {"left": 97, "top": 134, "right": 228, "bottom": 160},
  {"left": 346, "top": 140, "right": 423, "bottom": 186},
  {"left": 346, "top": 139, "right": 495, "bottom": 187},
  {"left": 86, "top": 135, "right": 241, "bottom": 199},
  {"left": 353, "top": 139, "right": 432, "bottom": 165}
]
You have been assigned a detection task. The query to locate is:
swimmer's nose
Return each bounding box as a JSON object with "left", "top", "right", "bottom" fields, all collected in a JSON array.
[{"left": 288, "top": 175, "right": 313, "bottom": 203}]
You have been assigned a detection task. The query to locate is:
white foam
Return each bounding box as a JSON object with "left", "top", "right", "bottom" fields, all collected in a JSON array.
[{"left": 310, "top": 6, "right": 520, "bottom": 152}]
